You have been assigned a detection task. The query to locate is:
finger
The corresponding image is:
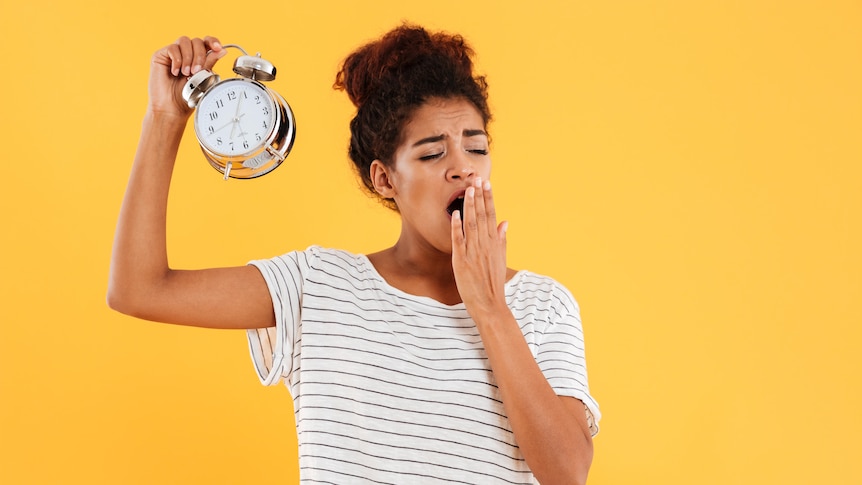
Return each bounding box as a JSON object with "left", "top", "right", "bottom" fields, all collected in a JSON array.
[
  {"left": 154, "top": 43, "right": 176, "bottom": 75},
  {"left": 451, "top": 209, "right": 465, "bottom": 249},
  {"left": 190, "top": 37, "right": 208, "bottom": 75},
  {"left": 203, "top": 36, "right": 226, "bottom": 70},
  {"left": 171, "top": 36, "right": 194, "bottom": 76},
  {"left": 463, "top": 186, "right": 479, "bottom": 241},
  {"left": 481, "top": 179, "right": 499, "bottom": 238},
  {"left": 497, "top": 220, "right": 509, "bottom": 240},
  {"left": 160, "top": 41, "right": 184, "bottom": 77},
  {"left": 471, "top": 178, "right": 488, "bottom": 238}
]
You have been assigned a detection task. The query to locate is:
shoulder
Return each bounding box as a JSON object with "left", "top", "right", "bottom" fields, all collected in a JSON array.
[
  {"left": 305, "top": 246, "right": 372, "bottom": 276},
  {"left": 255, "top": 245, "right": 362, "bottom": 267},
  {"left": 508, "top": 270, "right": 581, "bottom": 316},
  {"left": 249, "top": 245, "right": 369, "bottom": 280},
  {"left": 282, "top": 246, "right": 379, "bottom": 287},
  {"left": 249, "top": 246, "right": 379, "bottom": 298}
]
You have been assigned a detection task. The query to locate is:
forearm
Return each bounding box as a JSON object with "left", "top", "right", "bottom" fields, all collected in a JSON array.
[
  {"left": 107, "top": 112, "right": 187, "bottom": 314},
  {"left": 475, "top": 307, "right": 593, "bottom": 485}
]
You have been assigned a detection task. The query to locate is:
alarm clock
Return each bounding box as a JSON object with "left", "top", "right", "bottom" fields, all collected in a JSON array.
[{"left": 182, "top": 44, "right": 296, "bottom": 180}]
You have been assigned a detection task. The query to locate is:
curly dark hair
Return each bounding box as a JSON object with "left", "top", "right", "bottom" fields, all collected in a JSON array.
[{"left": 333, "top": 23, "right": 492, "bottom": 210}]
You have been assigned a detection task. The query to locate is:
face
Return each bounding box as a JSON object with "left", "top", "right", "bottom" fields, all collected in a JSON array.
[{"left": 372, "top": 97, "right": 491, "bottom": 253}]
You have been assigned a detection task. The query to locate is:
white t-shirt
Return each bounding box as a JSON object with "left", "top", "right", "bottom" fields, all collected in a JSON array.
[{"left": 247, "top": 246, "right": 600, "bottom": 484}]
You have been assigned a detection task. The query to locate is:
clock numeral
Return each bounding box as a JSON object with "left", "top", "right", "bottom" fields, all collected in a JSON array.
[
  {"left": 255, "top": 95, "right": 261, "bottom": 104},
  {"left": 208, "top": 126, "right": 215, "bottom": 135},
  {"left": 229, "top": 142, "right": 235, "bottom": 151},
  {"left": 216, "top": 137, "right": 223, "bottom": 145},
  {"left": 227, "top": 91, "right": 237, "bottom": 101},
  {"left": 262, "top": 120, "right": 268, "bottom": 129},
  {"left": 243, "top": 140, "right": 249, "bottom": 149},
  {"left": 262, "top": 107, "right": 270, "bottom": 116},
  {"left": 216, "top": 99, "right": 224, "bottom": 109},
  {"left": 209, "top": 111, "right": 219, "bottom": 121},
  {"left": 255, "top": 133, "right": 262, "bottom": 141},
  {"left": 242, "top": 91, "right": 248, "bottom": 99}
]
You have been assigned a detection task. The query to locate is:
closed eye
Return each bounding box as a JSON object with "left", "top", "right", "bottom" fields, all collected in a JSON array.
[
  {"left": 419, "top": 152, "right": 443, "bottom": 161},
  {"left": 468, "top": 149, "right": 489, "bottom": 155}
]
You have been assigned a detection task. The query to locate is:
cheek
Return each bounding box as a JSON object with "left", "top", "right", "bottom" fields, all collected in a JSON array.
[
  {"left": 390, "top": 173, "right": 419, "bottom": 206},
  {"left": 399, "top": 181, "right": 433, "bottom": 209},
  {"left": 391, "top": 168, "right": 431, "bottom": 200}
]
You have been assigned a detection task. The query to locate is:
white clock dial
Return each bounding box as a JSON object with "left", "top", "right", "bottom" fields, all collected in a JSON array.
[{"left": 194, "top": 79, "right": 277, "bottom": 157}]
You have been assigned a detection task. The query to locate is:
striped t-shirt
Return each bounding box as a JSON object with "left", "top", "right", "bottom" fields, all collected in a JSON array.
[{"left": 247, "top": 246, "right": 600, "bottom": 484}]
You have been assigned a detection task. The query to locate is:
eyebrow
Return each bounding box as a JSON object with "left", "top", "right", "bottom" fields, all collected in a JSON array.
[{"left": 411, "top": 129, "right": 488, "bottom": 148}]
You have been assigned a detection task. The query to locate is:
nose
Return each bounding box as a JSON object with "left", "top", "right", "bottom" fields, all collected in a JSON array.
[{"left": 447, "top": 151, "right": 476, "bottom": 182}]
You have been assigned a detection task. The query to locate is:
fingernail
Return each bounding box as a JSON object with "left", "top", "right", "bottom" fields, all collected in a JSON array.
[
  {"left": 484, "top": 180, "right": 491, "bottom": 191},
  {"left": 213, "top": 41, "right": 222, "bottom": 49},
  {"left": 466, "top": 187, "right": 475, "bottom": 197},
  {"left": 192, "top": 64, "right": 202, "bottom": 74}
]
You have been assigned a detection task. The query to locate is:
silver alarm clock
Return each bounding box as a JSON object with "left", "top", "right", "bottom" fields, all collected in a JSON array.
[{"left": 182, "top": 44, "right": 296, "bottom": 180}]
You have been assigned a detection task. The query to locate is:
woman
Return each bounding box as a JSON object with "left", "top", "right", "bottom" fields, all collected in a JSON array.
[{"left": 108, "top": 24, "right": 600, "bottom": 484}]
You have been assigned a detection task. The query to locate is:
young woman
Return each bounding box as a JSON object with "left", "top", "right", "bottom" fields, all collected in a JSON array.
[{"left": 108, "top": 25, "right": 600, "bottom": 484}]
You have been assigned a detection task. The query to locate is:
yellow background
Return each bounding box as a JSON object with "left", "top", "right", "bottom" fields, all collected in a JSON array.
[{"left": 1, "top": 1, "right": 860, "bottom": 483}]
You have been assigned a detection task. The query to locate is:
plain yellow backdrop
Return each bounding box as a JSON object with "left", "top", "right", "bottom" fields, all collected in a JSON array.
[{"left": 1, "top": 1, "right": 860, "bottom": 484}]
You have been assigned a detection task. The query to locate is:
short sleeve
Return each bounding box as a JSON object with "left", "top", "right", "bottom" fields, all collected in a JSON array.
[
  {"left": 246, "top": 246, "right": 318, "bottom": 386},
  {"left": 536, "top": 284, "right": 602, "bottom": 436}
]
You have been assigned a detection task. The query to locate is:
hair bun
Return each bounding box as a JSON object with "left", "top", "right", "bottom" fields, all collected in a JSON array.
[{"left": 334, "top": 23, "right": 476, "bottom": 108}]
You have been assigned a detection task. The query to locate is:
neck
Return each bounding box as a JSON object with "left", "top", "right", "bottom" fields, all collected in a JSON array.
[
  {"left": 366, "top": 228, "right": 461, "bottom": 305},
  {"left": 389, "top": 231, "right": 455, "bottom": 282}
]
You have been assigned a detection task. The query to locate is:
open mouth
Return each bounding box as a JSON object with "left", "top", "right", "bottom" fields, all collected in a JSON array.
[{"left": 446, "top": 196, "right": 465, "bottom": 217}]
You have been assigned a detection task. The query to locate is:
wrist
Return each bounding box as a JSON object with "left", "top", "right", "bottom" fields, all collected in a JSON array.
[
  {"left": 469, "top": 300, "right": 514, "bottom": 330},
  {"left": 143, "top": 109, "right": 191, "bottom": 129},
  {"left": 135, "top": 110, "right": 189, "bottom": 169}
]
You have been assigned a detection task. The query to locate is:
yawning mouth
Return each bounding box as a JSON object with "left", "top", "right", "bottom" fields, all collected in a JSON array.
[{"left": 446, "top": 196, "right": 465, "bottom": 217}]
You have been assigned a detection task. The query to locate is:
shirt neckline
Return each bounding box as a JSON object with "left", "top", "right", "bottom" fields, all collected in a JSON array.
[{"left": 355, "top": 252, "right": 526, "bottom": 310}]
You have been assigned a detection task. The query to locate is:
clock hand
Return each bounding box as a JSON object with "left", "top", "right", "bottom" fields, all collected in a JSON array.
[
  {"left": 207, "top": 113, "right": 246, "bottom": 137},
  {"left": 230, "top": 93, "right": 245, "bottom": 139}
]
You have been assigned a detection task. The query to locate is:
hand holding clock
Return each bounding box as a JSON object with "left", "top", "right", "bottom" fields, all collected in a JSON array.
[{"left": 149, "top": 36, "right": 227, "bottom": 119}]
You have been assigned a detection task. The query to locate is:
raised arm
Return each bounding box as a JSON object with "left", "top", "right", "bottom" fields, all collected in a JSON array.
[{"left": 107, "top": 36, "right": 274, "bottom": 329}]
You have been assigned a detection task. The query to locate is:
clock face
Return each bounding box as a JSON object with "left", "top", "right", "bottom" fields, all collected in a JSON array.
[{"left": 195, "top": 79, "right": 277, "bottom": 157}]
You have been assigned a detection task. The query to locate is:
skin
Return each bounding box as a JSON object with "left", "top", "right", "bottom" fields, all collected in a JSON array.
[{"left": 107, "top": 35, "right": 593, "bottom": 484}]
